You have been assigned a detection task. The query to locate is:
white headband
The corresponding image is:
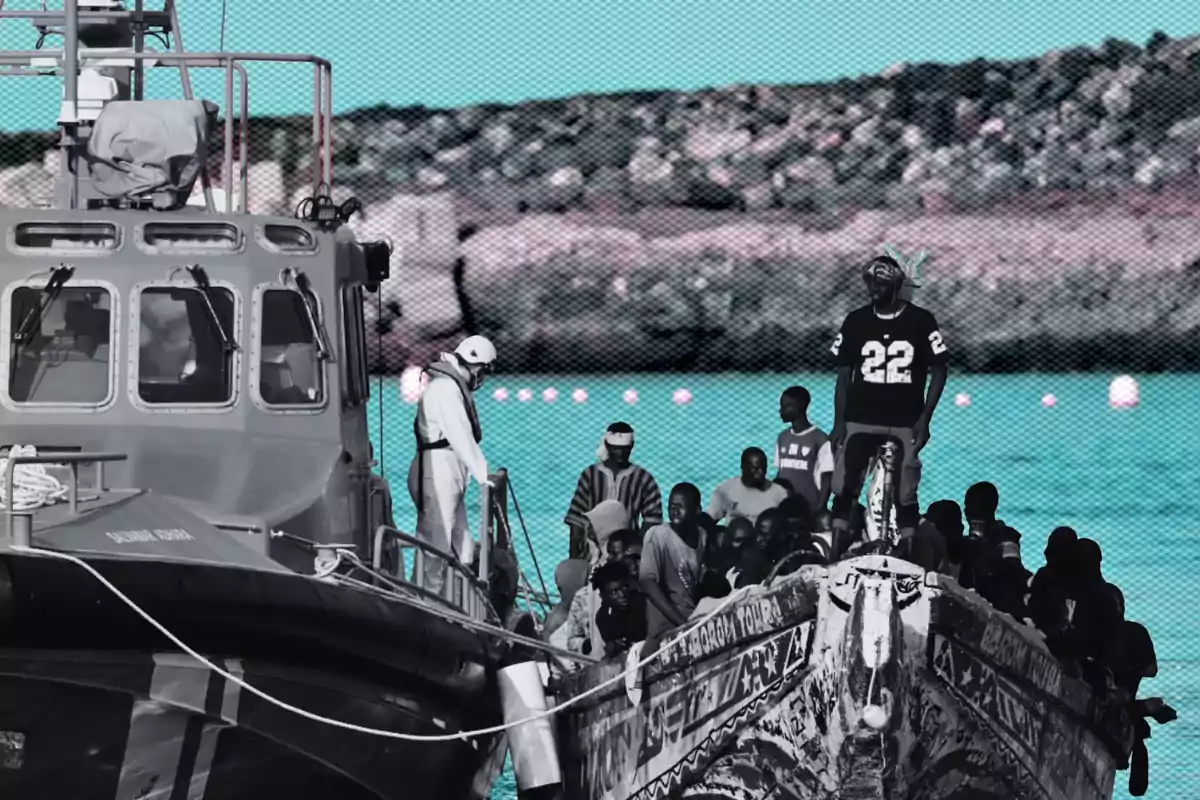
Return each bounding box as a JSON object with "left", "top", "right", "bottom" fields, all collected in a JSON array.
[{"left": 596, "top": 430, "right": 634, "bottom": 461}]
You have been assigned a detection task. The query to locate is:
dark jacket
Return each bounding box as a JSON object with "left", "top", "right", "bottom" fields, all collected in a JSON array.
[{"left": 595, "top": 595, "right": 647, "bottom": 649}]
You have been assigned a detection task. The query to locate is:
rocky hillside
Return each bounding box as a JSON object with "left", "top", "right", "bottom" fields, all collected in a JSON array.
[{"left": 5, "top": 31, "right": 1200, "bottom": 371}]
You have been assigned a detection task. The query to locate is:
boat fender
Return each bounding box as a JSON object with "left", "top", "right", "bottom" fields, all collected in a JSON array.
[
  {"left": 624, "top": 641, "right": 645, "bottom": 706},
  {"left": 498, "top": 660, "right": 563, "bottom": 798}
]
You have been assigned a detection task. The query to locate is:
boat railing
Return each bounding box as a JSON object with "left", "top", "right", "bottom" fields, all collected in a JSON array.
[
  {"left": 369, "top": 469, "right": 510, "bottom": 623},
  {"left": 1, "top": 450, "right": 129, "bottom": 544},
  {"left": 0, "top": 2, "right": 334, "bottom": 214}
]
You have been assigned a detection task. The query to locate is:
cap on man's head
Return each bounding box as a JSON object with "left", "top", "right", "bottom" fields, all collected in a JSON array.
[
  {"left": 584, "top": 499, "right": 630, "bottom": 544},
  {"left": 554, "top": 558, "right": 590, "bottom": 601}
]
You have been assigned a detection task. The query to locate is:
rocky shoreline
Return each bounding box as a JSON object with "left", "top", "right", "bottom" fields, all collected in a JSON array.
[
  {"left": 449, "top": 208, "right": 1200, "bottom": 374},
  {"left": 4, "top": 31, "right": 1200, "bottom": 371}
]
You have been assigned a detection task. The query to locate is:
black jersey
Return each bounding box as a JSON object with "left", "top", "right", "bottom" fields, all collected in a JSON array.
[{"left": 829, "top": 303, "right": 948, "bottom": 427}]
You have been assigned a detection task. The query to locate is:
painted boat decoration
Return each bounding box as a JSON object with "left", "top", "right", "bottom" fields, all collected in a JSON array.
[{"left": 555, "top": 555, "right": 1132, "bottom": 800}]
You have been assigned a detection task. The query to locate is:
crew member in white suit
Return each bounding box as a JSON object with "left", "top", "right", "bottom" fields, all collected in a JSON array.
[{"left": 408, "top": 335, "right": 497, "bottom": 593}]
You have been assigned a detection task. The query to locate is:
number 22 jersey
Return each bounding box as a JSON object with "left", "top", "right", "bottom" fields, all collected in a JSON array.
[{"left": 829, "top": 302, "right": 949, "bottom": 427}]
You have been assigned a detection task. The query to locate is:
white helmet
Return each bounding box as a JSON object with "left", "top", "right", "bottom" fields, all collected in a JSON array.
[{"left": 454, "top": 335, "right": 497, "bottom": 367}]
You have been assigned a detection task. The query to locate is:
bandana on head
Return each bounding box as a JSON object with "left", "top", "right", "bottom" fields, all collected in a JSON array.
[
  {"left": 881, "top": 244, "right": 928, "bottom": 303},
  {"left": 596, "top": 429, "right": 635, "bottom": 462}
]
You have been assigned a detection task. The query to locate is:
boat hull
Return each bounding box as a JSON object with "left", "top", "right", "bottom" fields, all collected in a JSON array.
[
  {"left": 0, "top": 553, "right": 506, "bottom": 799},
  {"left": 556, "top": 556, "right": 1126, "bottom": 800}
]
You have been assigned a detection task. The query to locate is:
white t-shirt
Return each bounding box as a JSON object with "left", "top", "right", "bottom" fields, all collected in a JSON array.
[{"left": 707, "top": 478, "right": 789, "bottom": 526}]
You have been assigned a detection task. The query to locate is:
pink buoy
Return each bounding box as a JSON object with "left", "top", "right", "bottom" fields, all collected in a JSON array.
[
  {"left": 517, "top": 388, "right": 533, "bottom": 403},
  {"left": 623, "top": 388, "right": 639, "bottom": 405},
  {"left": 672, "top": 387, "right": 694, "bottom": 405},
  {"left": 954, "top": 392, "right": 971, "bottom": 408},
  {"left": 571, "top": 388, "right": 588, "bottom": 403},
  {"left": 542, "top": 387, "right": 559, "bottom": 403},
  {"left": 400, "top": 365, "right": 428, "bottom": 404},
  {"left": 493, "top": 386, "right": 510, "bottom": 402},
  {"left": 1041, "top": 393, "right": 1057, "bottom": 408}
]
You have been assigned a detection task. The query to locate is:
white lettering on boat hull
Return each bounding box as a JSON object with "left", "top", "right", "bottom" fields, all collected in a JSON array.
[{"left": 104, "top": 529, "right": 195, "bottom": 544}]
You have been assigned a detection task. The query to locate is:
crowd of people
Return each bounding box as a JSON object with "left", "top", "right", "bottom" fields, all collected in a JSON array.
[
  {"left": 406, "top": 251, "right": 1175, "bottom": 796},
  {"left": 537, "top": 407, "right": 1173, "bottom": 793}
]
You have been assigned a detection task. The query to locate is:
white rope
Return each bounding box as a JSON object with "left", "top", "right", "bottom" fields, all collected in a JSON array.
[
  {"left": 0, "top": 445, "right": 68, "bottom": 511},
  {"left": 12, "top": 542, "right": 765, "bottom": 742}
]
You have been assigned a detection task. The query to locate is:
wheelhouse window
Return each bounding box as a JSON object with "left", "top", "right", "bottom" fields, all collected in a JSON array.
[
  {"left": 258, "top": 288, "right": 325, "bottom": 406},
  {"left": 342, "top": 285, "right": 369, "bottom": 406},
  {"left": 7, "top": 284, "right": 113, "bottom": 404},
  {"left": 137, "top": 285, "right": 236, "bottom": 405}
]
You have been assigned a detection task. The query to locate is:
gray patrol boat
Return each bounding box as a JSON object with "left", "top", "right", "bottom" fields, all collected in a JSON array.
[{"left": 0, "top": 3, "right": 547, "bottom": 798}]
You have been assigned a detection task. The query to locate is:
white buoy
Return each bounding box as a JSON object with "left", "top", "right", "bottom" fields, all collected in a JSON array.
[
  {"left": 1041, "top": 393, "right": 1057, "bottom": 408},
  {"left": 954, "top": 392, "right": 971, "bottom": 408},
  {"left": 516, "top": 388, "right": 533, "bottom": 403},
  {"left": 493, "top": 387, "right": 510, "bottom": 402},
  {"left": 571, "top": 387, "right": 588, "bottom": 403},
  {"left": 1109, "top": 375, "right": 1140, "bottom": 409},
  {"left": 672, "top": 387, "right": 694, "bottom": 405},
  {"left": 498, "top": 662, "right": 562, "bottom": 793},
  {"left": 542, "top": 387, "right": 559, "bottom": 403},
  {"left": 399, "top": 365, "right": 427, "bottom": 404},
  {"left": 623, "top": 388, "right": 639, "bottom": 405}
]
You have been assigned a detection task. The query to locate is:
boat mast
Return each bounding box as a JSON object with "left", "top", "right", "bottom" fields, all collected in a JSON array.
[
  {"left": 133, "top": 0, "right": 144, "bottom": 100},
  {"left": 62, "top": 0, "right": 79, "bottom": 210}
]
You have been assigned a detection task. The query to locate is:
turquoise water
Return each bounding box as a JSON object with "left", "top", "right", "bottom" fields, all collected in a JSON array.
[{"left": 368, "top": 372, "right": 1198, "bottom": 800}]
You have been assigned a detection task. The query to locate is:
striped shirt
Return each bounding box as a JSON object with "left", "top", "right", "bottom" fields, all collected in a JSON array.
[{"left": 564, "top": 463, "right": 664, "bottom": 533}]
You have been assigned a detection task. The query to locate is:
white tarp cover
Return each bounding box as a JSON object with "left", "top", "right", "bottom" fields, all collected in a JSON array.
[{"left": 87, "top": 99, "right": 216, "bottom": 205}]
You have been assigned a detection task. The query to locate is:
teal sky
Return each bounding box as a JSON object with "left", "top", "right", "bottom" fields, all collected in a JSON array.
[{"left": 0, "top": 1, "right": 1195, "bottom": 130}]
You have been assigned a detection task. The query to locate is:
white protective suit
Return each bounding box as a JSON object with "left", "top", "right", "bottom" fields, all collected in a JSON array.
[{"left": 407, "top": 353, "right": 489, "bottom": 594}]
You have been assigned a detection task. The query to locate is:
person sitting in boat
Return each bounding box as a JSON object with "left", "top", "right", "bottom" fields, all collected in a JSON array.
[
  {"left": 548, "top": 500, "right": 631, "bottom": 660},
  {"left": 827, "top": 254, "right": 949, "bottom": 561},
  {"left": 720, "top": 516, "right": 755, "bottom": 586},
  {"left": 639, "top": 483, "right": 706, "bottom": 637},
  {"left": 1106, "top": 584, "right": 1177, "bottom": 797},
  {"left": 959, "top": 481, "right": 1031, "bottom": 620},
  {"left": 703, "top": 522, "right": 739, "bottom": 584},
  {"left": 772, "top": 493, "right": 822, "bottom": 557},
  {"left": 564, "top": 422, "right": 664, "bottom": 558},
  {"left": 542, "top": 557, "right": 590, "bottom": 640},
  {"left": 728, "top": 508, "right": 783, "bottom": 589},
  {"left": 919, "top": 499, "right": 965, "bottom": 579},
  {"left": 768, "top": 507, "right": 828, "bottom": 579},
  {"left": 605, "top": 528, "right": 641, "bottom": 570},
  {"left": 892, "top": 504, "right": 949, "bottom": 573},
  {"left": 593, "top": 561, "right": 648, "bottom": 659},
  {"left": 609, "top": 528, "right": 642, "bottom": 580},
  {"left": 708, "top": 447, "right": 788, "bottom": 527},
  {"left": 1027, "top": 525, "right": 1080, "bottom": 643},
  {"left": 1061, "top": 538, "right": 1122, "bottom": 685},
  {"left": 774, "top": 385, "right": 834, "bottom": 518},
  {"left": 408, "top": 335, "right": 497, "bottom": 594}
]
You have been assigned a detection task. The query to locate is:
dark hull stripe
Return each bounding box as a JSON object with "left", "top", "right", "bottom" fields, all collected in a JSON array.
[
  {"left": 0, "top": 648, "right": 493, "bottom": 799},
  {"left": 188, "top": 659, "right": 243, "bottom": 800},
  {"left": 113, "top": 655, "right": 244, "bottom": 800}
]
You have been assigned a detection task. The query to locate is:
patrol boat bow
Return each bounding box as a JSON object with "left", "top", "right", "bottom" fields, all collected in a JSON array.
[{"left": 0, "top": 4, "right": 537, "bottom": 798}]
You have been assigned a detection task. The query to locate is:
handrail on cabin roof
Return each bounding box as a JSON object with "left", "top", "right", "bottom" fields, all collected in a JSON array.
[{"left": 0, "top": 2, "right": 335, "bottom": 214}]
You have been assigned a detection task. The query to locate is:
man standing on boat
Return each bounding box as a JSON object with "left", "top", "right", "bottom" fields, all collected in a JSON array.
[
  {"left": 408, "top": 335, "right": 497, "bottom": 593},
  {"left": 563, "top": 422, "right": 664, "bottom": 557},
  {"left": 827, "top": 253, "right": 948, "bottom": 559}
]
